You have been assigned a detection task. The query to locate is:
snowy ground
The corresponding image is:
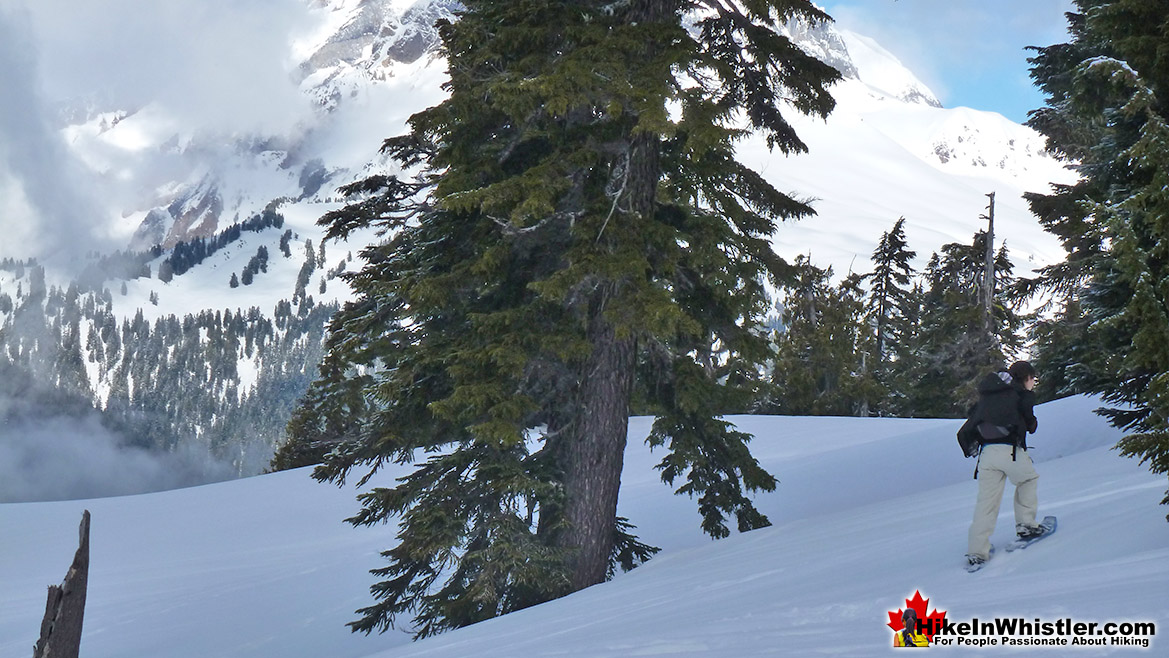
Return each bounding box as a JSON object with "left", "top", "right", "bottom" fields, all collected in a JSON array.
[{"left": 1, "top": 395, "right": 1166, "bottom": 657}]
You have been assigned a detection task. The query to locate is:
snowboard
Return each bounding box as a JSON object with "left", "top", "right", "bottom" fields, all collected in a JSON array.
[{"left": 1005, "top": 515, "right": 1057, "bottom": 552}]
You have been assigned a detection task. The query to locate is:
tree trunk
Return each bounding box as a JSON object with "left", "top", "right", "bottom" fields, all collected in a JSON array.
[
  {"left": 982, "top": 191, "right": 995, "bottom": 333},
  {"left": 874, "top": 288, "right": 888, "bottom": 369},
  {"left": 553, "top": 0, "right": 670, "bottom": 593},
  {"left": 558, "top": 285, "right": 637, "bottom": 590},
  {"left": 34, "top": 510, "right": 90, "bottom": 658}
]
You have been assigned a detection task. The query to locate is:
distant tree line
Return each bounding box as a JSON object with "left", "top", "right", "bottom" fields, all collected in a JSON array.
[
  {"left": 0, "top": 263, "right": 336, "bottom": 477},
  {"left": 160, "top": 211, "right": 285, "bottom": 283},
  {"left": 757, "top": 215, "right": 1025, "bottom": 420}
]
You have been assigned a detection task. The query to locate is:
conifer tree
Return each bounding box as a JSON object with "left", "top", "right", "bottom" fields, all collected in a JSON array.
[
  {"left": 1095, "top": 73, "right": 1169, "bottom": 511},
  {"left": 863, "top": 217, "right": 915, "bottom": 411},
  {"left": 865, "top": 218, "right": 916, "bottom": 364},
  {"left": 282, "top": 0, "right": 840, "bottom": 637},
  {"left": 1026, "top": 0, "right": 1169, "bottom": 516},
  {"left": 1021, "top": 0, "right": 1113, "bottom": 399},
  {"left": 904, "top": 232, "right": 1021, "bottom": 416},
  {"left": 769, "top": 258, "right": 880, "bottom": 416}
]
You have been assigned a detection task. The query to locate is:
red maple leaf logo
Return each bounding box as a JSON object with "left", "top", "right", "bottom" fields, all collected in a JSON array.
[{"left": 887, "top": 590, "right": 947, "bottom": 641}]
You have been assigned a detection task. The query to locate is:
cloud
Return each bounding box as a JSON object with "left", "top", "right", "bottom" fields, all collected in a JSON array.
[
  {"left": 0, "top": 0, "right": 318, "bottom": 266},
  {"left": 0, "top": 355, "right": 237, "bottom": 503},
  {"left": 0, "top": 5, "right": 108, "bottom": 265},
  {"left": 0, "top": 407, "right": 236, "bottom": 503},
  {"left": 19, "top": 0, "right": 316, "bottom": 137}
]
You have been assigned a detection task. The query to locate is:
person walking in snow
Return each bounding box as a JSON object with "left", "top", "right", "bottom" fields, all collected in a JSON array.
[{"left": 965, "top": 360, "right": 1042, "bottom": 569}]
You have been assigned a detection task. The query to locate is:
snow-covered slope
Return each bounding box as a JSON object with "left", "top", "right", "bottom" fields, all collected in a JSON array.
[{"left": 2, "top": 396, "right": 1166, "bottom": 658}]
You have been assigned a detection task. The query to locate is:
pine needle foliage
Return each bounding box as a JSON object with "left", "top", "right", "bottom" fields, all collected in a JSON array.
[
  {"left": 1021, "top": 0, "right": 1116, "bottom": 399},
  {"left": 1025, "top": 0, "right": 1169, "bottom": 516},
  {"left": 768, "top": 258, "right": 881, "bottom": 417},
  {"left": 282, "top": 0, "right": 841, "bottom": 637}
]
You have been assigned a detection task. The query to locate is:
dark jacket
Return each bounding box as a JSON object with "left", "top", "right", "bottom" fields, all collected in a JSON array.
[{"left": 974, "top": 371, "right": 1038, "bottom": 449}]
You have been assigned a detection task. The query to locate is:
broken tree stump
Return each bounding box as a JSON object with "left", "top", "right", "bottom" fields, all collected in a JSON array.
[{"left": 33, "top": 510, "right": 90, "bottom": 658}]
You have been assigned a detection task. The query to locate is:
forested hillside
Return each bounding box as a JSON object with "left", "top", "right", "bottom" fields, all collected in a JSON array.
[{"left": 0, "top": 214, "right": 344, "bottom": 483}]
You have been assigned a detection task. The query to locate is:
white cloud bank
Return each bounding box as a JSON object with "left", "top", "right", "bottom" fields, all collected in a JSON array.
[
  {"left": 0, "top": 0, "right": 319, "bottom": 265},
  {"left": 0, "top": 410, "right": 236, "bottom": 503}
]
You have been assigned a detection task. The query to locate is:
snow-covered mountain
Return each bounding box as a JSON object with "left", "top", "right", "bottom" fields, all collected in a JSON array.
[
  {"left": 0, "top": 3, "right": 1080, "bottom": 500},
  {"left": 43, "top": 0, "right": 1071, "bottom": 291},
  {"left": 2, "top": 395, "right": 1165, "bottom": 658}
]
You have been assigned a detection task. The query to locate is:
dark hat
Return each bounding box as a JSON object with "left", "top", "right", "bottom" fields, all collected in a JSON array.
[{"left": 1008, "top": 360, "right": 1036, "bottom": 382}]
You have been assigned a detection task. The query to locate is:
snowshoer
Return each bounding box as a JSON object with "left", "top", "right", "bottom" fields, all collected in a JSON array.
[{"left": 965, "top": 361, "right": 1042, "bottom": 569}]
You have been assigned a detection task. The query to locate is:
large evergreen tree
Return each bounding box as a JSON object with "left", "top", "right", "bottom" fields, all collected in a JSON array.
[
  {"left": 1026, "top": 0, "right": 1169, "bottom": 516},
  {"left": 283, "top": 0, "right": 840, "bottom": 637},
  {"left": 1022, "top": 0, "right": 1113, "bottom": 400}
]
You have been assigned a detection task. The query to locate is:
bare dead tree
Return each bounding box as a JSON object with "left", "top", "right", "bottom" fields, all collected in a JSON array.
[
  {"left": 33, "top": 510, "right": 90, "bottom": 658},
  {"left": 981, "top": 192, "right": 996, "bottom": 334}
]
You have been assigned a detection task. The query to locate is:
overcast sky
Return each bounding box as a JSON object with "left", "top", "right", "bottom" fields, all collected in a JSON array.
[
  {"left": 822, "top": 0, "right": 1076, "bottom": 123},
  {"left": 4, "top": 0, "right": 314, "bottom": 134}
]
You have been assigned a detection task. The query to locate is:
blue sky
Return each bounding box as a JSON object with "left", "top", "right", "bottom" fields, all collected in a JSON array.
[{"left": 822, "top": 0, "right": 1076, "bottom": 123}]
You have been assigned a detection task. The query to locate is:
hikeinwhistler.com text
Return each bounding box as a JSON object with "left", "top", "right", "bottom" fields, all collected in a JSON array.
[{"left": 922, "top": 617, "right": 1156, "bottom": 649}]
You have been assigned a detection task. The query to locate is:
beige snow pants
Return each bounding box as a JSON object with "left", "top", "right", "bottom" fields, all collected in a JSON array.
[{"left": 967, "top": 444, "right": 1039, "bottom": 560}]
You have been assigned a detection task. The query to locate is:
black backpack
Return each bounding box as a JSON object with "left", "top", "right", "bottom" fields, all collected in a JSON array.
[
  {"left": 957, "top": 375, "right": 1026, "bottom": 478},
  {"left": 957, "top": 409, "right": 1012, "bottom": 458},
  {"left": 956, "top": 406, "right": 982, "bottom": 458}
]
